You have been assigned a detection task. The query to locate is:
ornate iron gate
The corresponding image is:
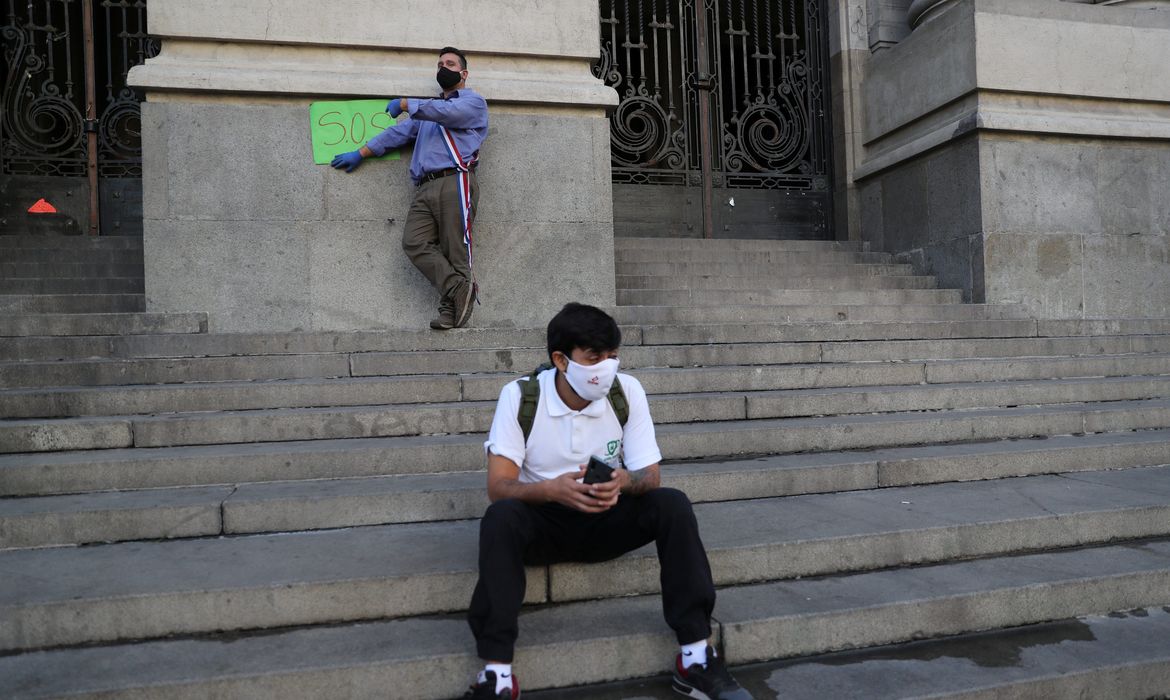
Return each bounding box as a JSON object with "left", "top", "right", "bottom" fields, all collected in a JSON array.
[
  {"left": 1, "top": 0, "right": 154, "bottom": 235},
  {"left": 596, "top": 0, "right": 831, "bottom": 239}
]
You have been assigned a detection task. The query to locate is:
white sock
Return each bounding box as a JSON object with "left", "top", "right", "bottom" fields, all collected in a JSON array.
[
  {"left": 482, "top": 663, "right": 513, "bottom": 693},
  {"left": 681, "top": 640, "right": 708, "bottom": 668}
]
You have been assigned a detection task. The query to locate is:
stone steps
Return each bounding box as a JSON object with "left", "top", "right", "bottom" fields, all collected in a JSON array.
[
  {"left": 615, "top": 263, "right": 923, "bottom": 280},
  {"left": 5, "top": 234, "right": 1170, "bottom": 698},
  {"left": 696, "top": 609, "right": 1170, "bottom": 700},
  {"left": 613, "top": 237, "right": 869, "bottom": 253},
  {"left": 0, "top": 293, "right": 145, "bottom": 314},
  {"left": 2, "top": 538, "right": 1168, "bottom": 698},
  {"left": 6, "top": 374, "right": 1170, "bottom": 453},
  {"left": 610, "top": 303, "right": 1026, "bottom": 323},
  {"left": 0, "top": 278, "right": 144, "bottom": 295},
  {"left": 0, "top": 248, "right": 144, "bottom": 264},
  {"left": 9, "top": 322, "right": 1169, "bottom": 384},
  {"left": 613, "top": 249, "right": 893, "bottom": 265},
  {"left": 618, "top": 288, "right": 961, "bottom": 305},
  {"left": 641, "top": 319, "right": 1040, "bottom": 344},
  {"left": 6, "top": 351, "right": 1170, "bottom": 419},
  {"left": 0, "top": 236, "right": 143, "bottom": 250},
  {"left": 0, "top": 262, "right": 145, "bottom": 278},
  {"left": 0, "top": 312, "right": 207, "bottom": 339},
  {"left": 613, "top": 277, "right": 940, "bottom": 293},
  {"left": 5, "top": 398, "right": 1170, "bottom": 496},
  {"left": 3, "top": 466, "right": 1170, "bottom": 651},
  {"left": 5, "top": 328, "right": 1169, "bottom": 374},
  {"left": 0, "top": 352, "right": 357, "bottom": 387},
  {"left": 6, "top": 429, "right": 1170, "bottom": 548},
  {"left": 4, "top": 317, "right": 1166, "bottom": 362},
  {"left": 0, "top": 238, "right": 146, "bottom": 323}
]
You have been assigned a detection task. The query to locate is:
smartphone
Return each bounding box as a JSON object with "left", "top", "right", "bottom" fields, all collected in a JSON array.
[{"left": 583, "top": 456, "right": 615, "bottom": 485}]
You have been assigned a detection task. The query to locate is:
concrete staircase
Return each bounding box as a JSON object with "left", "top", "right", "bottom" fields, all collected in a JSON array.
[
  {"left": 3, "top": 236, "right": 1170, "bottom": 698},
  {"left": 0, "top": 235, "right": 148, "bottom": 314}
]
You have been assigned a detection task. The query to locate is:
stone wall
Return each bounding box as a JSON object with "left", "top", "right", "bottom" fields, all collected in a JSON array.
[
  {"left": 132, "top": 0, "right": 618, "bottom": 332},
  {"left": 981, "top": 135, "right": 1170, "bottom": 318},
  {"left": 854, "top": 0, "right": 1170, "bottom": 318}
]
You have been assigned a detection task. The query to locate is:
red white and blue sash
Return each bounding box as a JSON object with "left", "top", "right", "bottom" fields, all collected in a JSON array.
[{"left": 438, "top": 126, "right": 479, "bottom": 301}]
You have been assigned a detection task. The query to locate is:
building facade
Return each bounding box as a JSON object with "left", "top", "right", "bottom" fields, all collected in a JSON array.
[{"left": 112, "top": 0, "right": 1170, "bottom": 331}]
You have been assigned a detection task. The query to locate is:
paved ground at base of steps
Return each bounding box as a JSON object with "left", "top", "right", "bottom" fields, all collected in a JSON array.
[{"left": 527, "top": 607, "right": 1170, "bottom": 700}]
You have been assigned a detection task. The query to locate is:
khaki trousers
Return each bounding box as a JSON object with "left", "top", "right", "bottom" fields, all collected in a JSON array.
[{"left": 402, "top": 171, "right": 479, "bottom": 311}]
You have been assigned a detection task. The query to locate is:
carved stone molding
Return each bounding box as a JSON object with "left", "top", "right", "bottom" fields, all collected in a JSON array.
[
  {"left": 907, "top": 0, "right": 958, "bottom": 28},
  {"left": 866, "top": 0, "right": 912, "bottom": 50},
  {"left": 911, "top": 0, "right": 1169, "bottom": 30}
]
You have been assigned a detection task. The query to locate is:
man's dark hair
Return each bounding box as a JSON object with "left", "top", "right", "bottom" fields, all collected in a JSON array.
[
  {"left": 440, "top": 46, "right": 468, "bottom": 70},
  {"left": 547, "top": 303, "right": 621, "bottom": 362}
]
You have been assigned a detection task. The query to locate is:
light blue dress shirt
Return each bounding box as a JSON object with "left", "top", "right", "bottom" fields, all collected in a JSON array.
[{"left": 364, "top": 88, "right": 489, "bottom": 185}]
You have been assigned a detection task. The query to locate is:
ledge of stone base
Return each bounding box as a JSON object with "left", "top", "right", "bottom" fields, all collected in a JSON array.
[{"left": 130, "top": 61, "right": 618, "bottom": 110}]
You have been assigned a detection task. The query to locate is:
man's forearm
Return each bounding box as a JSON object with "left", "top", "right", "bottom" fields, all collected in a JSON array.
[
  {"left": 622, "top": 466, "right": 660, "bottom": 496},
  {"left": 488, "top": 477, "right": 549, "bottom": 504}
]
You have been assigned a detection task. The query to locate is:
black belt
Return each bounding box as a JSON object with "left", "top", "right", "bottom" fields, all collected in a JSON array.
[{"left": 421, "top": 165, "right": 477, "bottom": 183}]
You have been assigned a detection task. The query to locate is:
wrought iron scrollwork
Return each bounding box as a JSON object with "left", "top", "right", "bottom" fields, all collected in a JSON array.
[
  {"left": 95, "top": 0, "right": 153, "bottom": 177},
  {"left": 596, "top": 0, "right": 693, "bottom": 186},
  {"left": 598, "top": 0, "right": 829, "bottom": 193},
  {"left": 2, "top": 1, "right": 87, "bottom": 176},
  {"left": 1, "top": 0, "right": 152, "bottom": 178},
  {"left": 722, "top": 62, "right": 812, "bottom": 175}
]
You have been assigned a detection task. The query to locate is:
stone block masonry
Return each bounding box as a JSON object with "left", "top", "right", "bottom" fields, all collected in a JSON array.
[
  {"left": 131, "top": 0, "right": 618, "bottom": 332},
  {"left": 853, "top": 0, "right": 1170, "bottom": 319}
]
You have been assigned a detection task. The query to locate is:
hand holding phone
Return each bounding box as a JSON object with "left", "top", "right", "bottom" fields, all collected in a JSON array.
[{"left": 583, "top": 456, "right": 615, "bottom": 485}]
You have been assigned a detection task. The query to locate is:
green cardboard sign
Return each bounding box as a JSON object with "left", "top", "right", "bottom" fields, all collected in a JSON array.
[{"left": 310, "top": 100, "right": 402, "bottom": 165}]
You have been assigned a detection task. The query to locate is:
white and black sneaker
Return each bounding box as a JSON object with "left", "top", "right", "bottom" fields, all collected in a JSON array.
[
  {"left": 462, "top": 669, "right": 519, "bottom": 699},
  {"left": 672, "top": 646, "right": 752, "bottom": 700}
]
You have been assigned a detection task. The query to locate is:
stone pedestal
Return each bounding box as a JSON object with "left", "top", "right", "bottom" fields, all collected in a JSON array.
[
  {"left": 854, "top": 0, "right": 1170, "bottom": 318},
  {"left": 131, "top": 1, "right": 618, "bottom": 332}
]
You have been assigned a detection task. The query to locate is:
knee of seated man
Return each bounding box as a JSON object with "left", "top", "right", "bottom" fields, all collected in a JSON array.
[
  {"left": 644, "top": 487, "right": 694, "bottom": 518},
  {"left": 481, "top": 498, "right": 528, "bottom": 533}
]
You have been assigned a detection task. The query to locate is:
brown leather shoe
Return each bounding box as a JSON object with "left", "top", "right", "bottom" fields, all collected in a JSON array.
[
  {"left": 430, "top": 307, "right": 455, "bottom": 330},
  {"left": 452, "top": 279, "right": 474, "bottom": 328}
]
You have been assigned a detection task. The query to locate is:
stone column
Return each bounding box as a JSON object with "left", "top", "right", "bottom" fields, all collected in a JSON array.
[
  {"left": 855, "top": 0, "right": 1170, "bottom": 318},
  {"left": 828, "top": 0, "right": 875, "bottom": 240},
  {"left": 130, "top": 1, "right": 618, "bottom": 332}
]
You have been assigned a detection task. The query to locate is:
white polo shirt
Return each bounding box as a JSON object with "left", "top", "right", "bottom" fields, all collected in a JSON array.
[{"left": 484, "top": 368, "right": 662, "bottom": 483}]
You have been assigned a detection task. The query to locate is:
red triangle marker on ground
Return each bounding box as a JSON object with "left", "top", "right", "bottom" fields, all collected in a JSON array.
[{"left": 28, "top": 198, "right": 58, "bottom": 214}]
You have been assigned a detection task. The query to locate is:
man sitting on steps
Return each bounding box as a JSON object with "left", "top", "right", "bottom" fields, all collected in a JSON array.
[{"left": 464, "top": 302, "right": 752, "bottom": 699}]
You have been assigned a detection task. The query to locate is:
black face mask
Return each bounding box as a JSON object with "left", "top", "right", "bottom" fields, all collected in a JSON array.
[{"left": 437, "top": 66, "right": 462, "bottom": 90}]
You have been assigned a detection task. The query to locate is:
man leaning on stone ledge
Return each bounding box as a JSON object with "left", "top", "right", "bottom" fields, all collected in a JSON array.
[{"left": 331, "top": 46, "right": 489, "bottom": 331}]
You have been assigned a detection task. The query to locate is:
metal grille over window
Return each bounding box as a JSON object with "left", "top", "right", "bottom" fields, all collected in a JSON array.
[
  {"left": 597, "top": 0, "right": 832, "bottom": 239},
  {"left": 596, "top": 0, "right": 829, "bottom": 191},
  {"left": 1, "top": 0, "right": 154, "bottom": 179}
]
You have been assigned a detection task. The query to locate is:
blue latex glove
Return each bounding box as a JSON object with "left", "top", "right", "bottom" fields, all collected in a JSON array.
[
  {"left": 386, "top": 98, "right": 404, "bottom": 118},
  {"left": 330, "top": 150, "right": 363, "bottom": 173}
]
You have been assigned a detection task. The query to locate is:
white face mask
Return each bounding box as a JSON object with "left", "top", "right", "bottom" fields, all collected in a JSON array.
[{"left": 564, "top": 357, "right": 620, "bottom": 403}]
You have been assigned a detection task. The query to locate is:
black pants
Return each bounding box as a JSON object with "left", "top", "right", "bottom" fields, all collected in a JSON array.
[{"left": 467, "top": 487, "right": 715, "bottom": 662}]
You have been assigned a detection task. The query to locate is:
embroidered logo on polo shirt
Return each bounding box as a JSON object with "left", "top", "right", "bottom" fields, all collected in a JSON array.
[{"left": 606, "top": 440, "right": 620, "bottom": 457}]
